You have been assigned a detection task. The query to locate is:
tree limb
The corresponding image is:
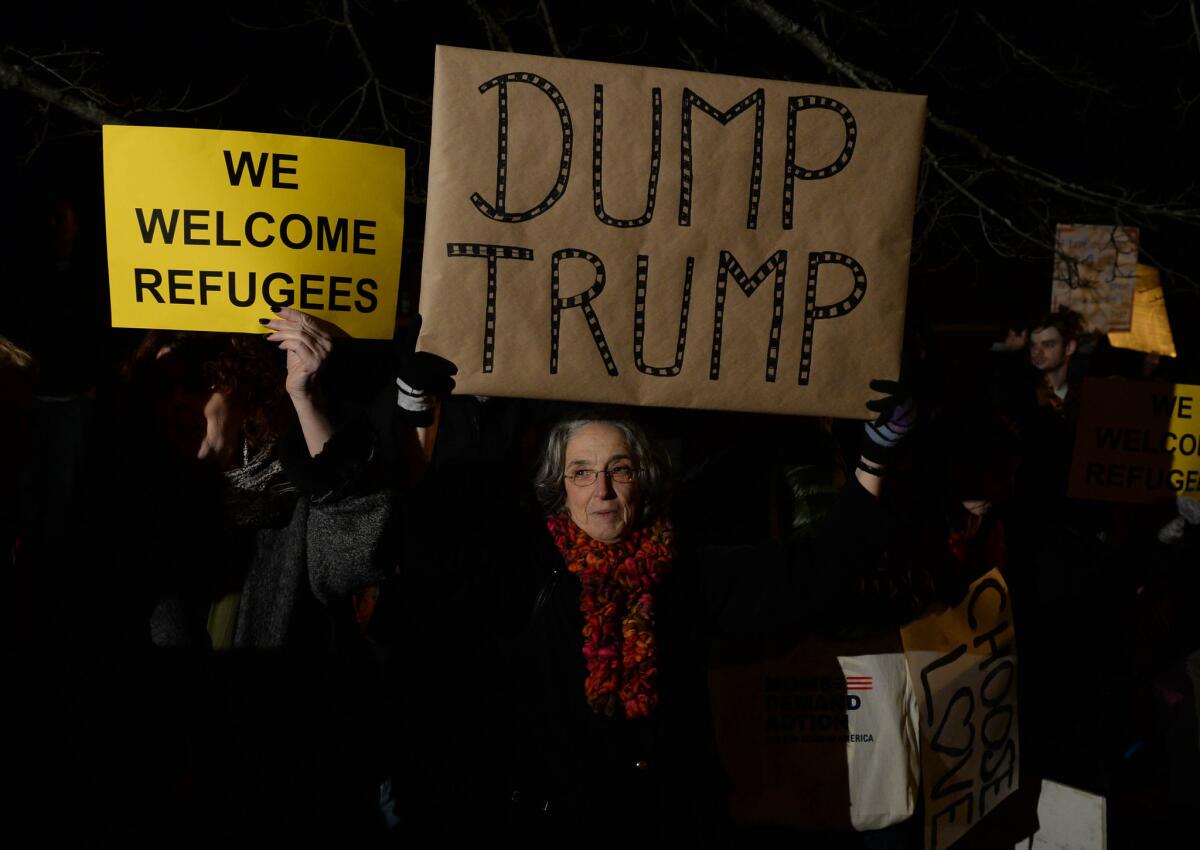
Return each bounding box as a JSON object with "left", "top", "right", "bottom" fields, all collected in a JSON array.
[
  {"left": 0, "top": 56, "right": 125, "bottom": 125},
  {"left": 735, "top": 0, "right": 1200, "bottom": 229},
  {"left": 538, "top": 0, "right": 566, "bottom": 57},
  {"left": 468, "top": 0, "right": 514, "bottom": 53}
]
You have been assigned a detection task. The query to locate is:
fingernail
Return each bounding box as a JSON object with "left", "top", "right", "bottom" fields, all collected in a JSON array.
[
  {"left": 258, "top": 318, "right": 270, "bottom": 325},
  {"left": 271, "top": 306, "right": 281, "bottom": 313}
]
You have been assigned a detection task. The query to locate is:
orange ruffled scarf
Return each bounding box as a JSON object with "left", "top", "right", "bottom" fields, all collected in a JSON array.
[{"left": 547, "top": 513, "right": 675, "bottom": 719}]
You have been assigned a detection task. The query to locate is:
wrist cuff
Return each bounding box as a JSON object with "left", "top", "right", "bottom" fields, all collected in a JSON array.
[
  {"left": 857, "top": 458, "right": 886, "bottom": 476},
  {"left": 396, "top": 376, "right": 434, "bottom": 414}
]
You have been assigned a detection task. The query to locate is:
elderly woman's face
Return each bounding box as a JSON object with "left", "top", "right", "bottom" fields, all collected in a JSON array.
[{"left": 564, "top": 423, "right": 639, "bottom": 543}]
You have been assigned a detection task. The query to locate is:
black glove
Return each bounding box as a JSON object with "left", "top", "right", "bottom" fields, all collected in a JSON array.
[
  {"left": 396, "top": 351, "right": 458, "bottom": 426},
  {"left": 858, "top": 379, "right": 917, "bottom": 473}
]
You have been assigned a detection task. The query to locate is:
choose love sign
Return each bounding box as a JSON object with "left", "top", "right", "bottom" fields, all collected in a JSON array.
[
  {"left": 103, "top": 126, "right": 405, "bottom": 339},
  {"left": 417, "top": 46, "right": 926, "bottom": 417},
  {"left": 901, "top": 569, "right": 1019, "bottom": 850}
]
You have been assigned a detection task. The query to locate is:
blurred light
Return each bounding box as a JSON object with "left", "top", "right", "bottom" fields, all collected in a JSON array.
[{"left": 1107, "top": 264, "right": 1176, "bottom": 358}]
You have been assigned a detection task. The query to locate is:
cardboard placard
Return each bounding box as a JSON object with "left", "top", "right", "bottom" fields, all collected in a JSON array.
[
  {"left": 901, "top": 569, "right": 1019, "bottom": 850},
  {"left": 1068, "top": 377, "right": 1200, "bottom": 503},
  {"left": 1050, "top": 224, "right": 1139, "bottom": 333},
  {"left": 417, "top": 46, "right": 926, "bottom": 417},
  {"left": 103, "top": 125, "right": 405, "bottom": 339},
  {"left": 1106, "top": 264, "right": 1177, "bottom": 358}
]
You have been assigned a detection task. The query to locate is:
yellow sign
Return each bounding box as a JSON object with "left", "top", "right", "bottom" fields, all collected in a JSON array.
[
  {"left": 1069, "top": 377, "right": 1200, "bottom": 502},
  {"left": 103, "top": 125, "right": 405, "bottom": 339}
]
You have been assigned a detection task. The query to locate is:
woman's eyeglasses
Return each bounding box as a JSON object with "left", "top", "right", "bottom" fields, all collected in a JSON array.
[{"left": 564, "top": 466, "right": 639, "bottom": 486}]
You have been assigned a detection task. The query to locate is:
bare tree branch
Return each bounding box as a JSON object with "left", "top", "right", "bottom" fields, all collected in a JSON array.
[
  {"left": 686, "top": 0, "right": 718, "bottom": 30},
  {"left": 0, "top": 55, "right": 125, "bottom": 125},
  {"left": 911, "top": 10, "right": 959, "bottom": 78},
  {"left": 677, "top": 37, "right": 708, "bottom": 72},
  {"left": 338, "top": 0, "right": 398, "bottom": 141},
  {"left": 538, "top": 0, "right": 566, "bottom": 57},
  {"left": 14, "top": 47, "right": 122, "bottom": 109},
  {"left": 128, "top": 81, "right": 243, "bottom": 116},
  {"left": 927, "top": 115, "right": 1200, "bottom": 225},
  {"left": 468, "top": 0, "right": 514, "bottom": 53},
  {"left": 975, "top": 11, "right": 1114, "bottom": 95},
  {"left": 1191, "top": 0, "right": 1200, "bottom": 55},
  {"left": 734, "top": 0, "right": 892, "bottom": 89},
  {"left": 735, "top": 0, "right": 1200, "bottom": 231},
  {"left": 923, "top": 147, "right": 1046, "bottom": 254}
]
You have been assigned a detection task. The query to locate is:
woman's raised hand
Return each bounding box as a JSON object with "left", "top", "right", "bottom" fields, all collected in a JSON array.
[
  {"left": 260, "top": 306, "right": 338, "bottom": 403},
  {"left": 260, "top": 306, "right": 341, "bottom": 456}
]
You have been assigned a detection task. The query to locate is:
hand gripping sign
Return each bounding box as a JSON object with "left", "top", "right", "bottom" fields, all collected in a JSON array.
[
  {"left": 417, "top": 46, "right": 926, "bottom": 417},
  {"left": 104, "top": 125, "right": 405, "bottom": 339}
]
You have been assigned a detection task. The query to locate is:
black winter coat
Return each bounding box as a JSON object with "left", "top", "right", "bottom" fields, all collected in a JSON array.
[{"left": 381, "top": 476, "right": 886, "bottom": 848}]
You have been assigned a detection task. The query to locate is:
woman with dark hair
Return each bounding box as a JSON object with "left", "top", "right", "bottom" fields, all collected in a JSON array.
[
  {"left": 72, "top": 308, "right": 391, "bottom": 844},
  {"left": 116, "top": 307, "right": 390, "bottom": 649},
  {"left": 380, "top": 381, "right": 913, "bottom": 846}
]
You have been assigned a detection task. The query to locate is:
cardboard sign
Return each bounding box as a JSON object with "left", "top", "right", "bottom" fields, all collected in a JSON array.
[
  {"left": 1107, "top": 264, "right": 1177, "bottom": 358},
  {"left": 103, "top": 125, "right": 405, "bottom": 339},
  {"left": 417, "top": 46, "right": 926, "bottom": 417},
  {"left": 1068, "top": 377, "right": 1200, "bottom": 503},
  {"left": 1051, "top": 224, "right": 1139, "bottom": 333},
  {"left": 901, "top": 569, "right": 1019, "bottom": 850}
]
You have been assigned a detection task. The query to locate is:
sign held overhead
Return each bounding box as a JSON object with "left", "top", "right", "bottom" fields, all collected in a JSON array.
[
  {"left": 417, "top": 46, "right": 926, "bottom": 417},
  {"left": 104, "top": 125, "right": 405, "bottom": 339}
]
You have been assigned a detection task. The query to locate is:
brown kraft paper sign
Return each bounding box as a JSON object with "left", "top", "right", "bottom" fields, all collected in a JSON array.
[{"left": 418, "top": 45, "right": 926, "bottom": 417}]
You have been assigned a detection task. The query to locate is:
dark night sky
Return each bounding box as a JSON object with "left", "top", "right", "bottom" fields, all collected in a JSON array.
[{"left": 4, "top": 1, "right": 1199, "bottom": 361}]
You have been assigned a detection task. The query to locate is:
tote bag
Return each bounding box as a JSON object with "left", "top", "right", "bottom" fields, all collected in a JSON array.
[{"left": 709, "top": 630, "right": 920, "bottom": 831}]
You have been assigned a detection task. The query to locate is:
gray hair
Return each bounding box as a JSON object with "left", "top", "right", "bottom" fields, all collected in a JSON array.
[{"left": 533, "top": 411, "right": 671, "bottom": 524}]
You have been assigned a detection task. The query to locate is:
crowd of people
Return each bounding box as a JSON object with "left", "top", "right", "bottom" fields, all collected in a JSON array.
[{"left": 2, "top": 194, "right": 1196, "bottom": 848}]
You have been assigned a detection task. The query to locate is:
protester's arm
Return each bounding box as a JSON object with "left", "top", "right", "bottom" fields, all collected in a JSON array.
[
  {"left": 260, "top": 305, "right": 384, "bottom": 501},
  {"left": 394, "top": 350, "right": 458, "bottom": 478},
  {"left": 261, "top": 305, "right": 336, "bottom": 457},
  {"left": 854, "top": 378, "right": 917, "bottom": 497},
  {"left": 699, "top": 474, "right": 890, "bottom": 635},
  {"left": 701, "top": 380, "right": 916, "bottom": 635},
  {"left": 855, "top": 465, "right": 884, "bottom": 498},
  {"left": 271, "top": 409, "right": 391, "bottom": 607}
]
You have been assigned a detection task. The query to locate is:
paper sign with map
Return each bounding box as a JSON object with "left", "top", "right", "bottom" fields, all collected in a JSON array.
[{"left": 1051, "top": 223, "right": 1139, "bottom": 333}]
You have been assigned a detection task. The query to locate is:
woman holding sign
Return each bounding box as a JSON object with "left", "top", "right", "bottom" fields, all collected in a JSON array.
[
  {"left": 379, "top": 378, "right": 913, "bottom": 845},
  {"left": 86, "top": 307, "right": 390, "bottom": 842},
  {"left": 116, "top": 306, "right": 390, "bottom": 650}
]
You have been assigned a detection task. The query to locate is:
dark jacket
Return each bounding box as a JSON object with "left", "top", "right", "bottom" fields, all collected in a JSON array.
[
  {"left": 381, "top": 475, "right": 886, "bottom": 848},
  {"left": 139, "top": 417, "right": 391, "bottom": 650},
  {"left": 55, "top": 406, "right": 392, "bottom": 846}
]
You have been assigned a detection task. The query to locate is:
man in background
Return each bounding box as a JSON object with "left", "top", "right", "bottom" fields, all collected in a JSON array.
[{"left": 1029, "top": 307, "right": 1085, "bottom": 414}]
